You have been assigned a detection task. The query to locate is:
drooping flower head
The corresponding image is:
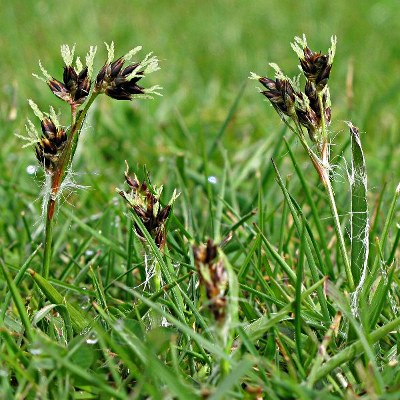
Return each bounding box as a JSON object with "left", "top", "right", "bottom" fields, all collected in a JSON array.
[
  {"left": 193, "top": 239, "right": 228, "bottom": 323},
  {"left": 95, "top": 42, "right": 162, "bottom": 100},
  {"left": 34, "top": 44, "right": 97, "bottom": 107},
  {"left": 119, "top": 162, "right": 178, "bottom": 249},
  {"left": 291, "top": 34, "right": 336, "bottom": 92}
]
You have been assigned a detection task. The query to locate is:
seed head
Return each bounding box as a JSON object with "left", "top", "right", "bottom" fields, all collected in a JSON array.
[
  {"left": 193, "top": 239, "right": 228, "bottom": 323},
  {"left": 35, "top": 116, "right": 67, "bottom": 171},
  {"left": 259, "top": 76, "right": 296, "bottom": 118},
  {"left": 35, "top": 45, "right": 96, "bottom": 107},
  {"left": 47, "top": 66, "right": 91, "bottom": 106},
  {"left": 119, "top": 163, "right": 178, "bottom": 249},
  {"left": 95, "top": 43, "right": 161, "bottom": 100},
  {"left": 292, "top": 35, "right": 336, "bottom": 91},
  {"left": 294, "top": 92, "right": 320, "bottom": 142}
]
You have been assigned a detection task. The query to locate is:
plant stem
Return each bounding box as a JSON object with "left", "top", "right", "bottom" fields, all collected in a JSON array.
[
  {"left": 41, "top": 92, "right": 99, "bottom": 278},
  {"left": 324, "top": 177, "right": 354, "bottom": 291},
  {"left": 320, "top": 91, "right": 354, "bottom": 290},
  {"left": 296, "top": 94, "right": 354, "bottom": 291},
  {"left": 42, "top": 207, "right": 54, "bottom": 279},
  {"left": 297, "top": 137, "right": 354, "bottom": 290}
]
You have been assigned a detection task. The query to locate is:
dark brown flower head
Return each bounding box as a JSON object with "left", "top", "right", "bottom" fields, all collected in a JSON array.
[
  {"left": 292, "top": 35, "right": 336, "bottom": 91},
  {"left": 300, "top": 49, "right": 331, "bottom": 90},
  {"left": 119, "top": 163, "right": 178, "bottom": 249},
  {"left": 35, "top": 45, "right": 96, "bottom": 107},
  {"left": 35, "top": 116, "right": 67, "bottom": 171},
  {"left": 304, "top": 81, "right": 332, "bottom": 126},
  {"left": 48, "top": 66, "right": 91, "bottom": 106},
  {"left": 95, "top": 58, "right": 145, "bottom": 100},
  {"left": 94, "top": 44, "right": 161, "bottom": 100},
  {"left": 294, "top": 92, "right": 320, "bottom": 142},
  {"left": 259, "top": 76, "right": 296, "bottom": 117},
  {"left": 193, "top": 239, "right": 228, "bottom": 323}
]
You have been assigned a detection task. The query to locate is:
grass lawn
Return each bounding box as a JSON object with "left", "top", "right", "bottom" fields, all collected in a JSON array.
[{"left": 1, "top": 1, "right": 399, "bottom": 398}]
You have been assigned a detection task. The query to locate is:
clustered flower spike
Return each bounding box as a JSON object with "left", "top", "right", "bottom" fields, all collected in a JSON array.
[
  {"left": 95, "top": 42, "right": 161, "bottom": 100},
  {"left": 258, "top": 76, "right": 296, "bottom": 118},
  {"left": 119, "top": 163, "right": 178, "bottom": 249},
  {"left": 251, "top": 35, "right": 335, "bottom": 147},
  {"left": 291, "top": 35, "right": 336, "bottom": 91},
  {"left": 34, "top": 44, "right": 97, "bottom": 107},
  {"left": 193, "top": 239, "right": 228, "bottom": 324},
  {"left": 28, "top": 104, "right": 68, "bottom": 172}
]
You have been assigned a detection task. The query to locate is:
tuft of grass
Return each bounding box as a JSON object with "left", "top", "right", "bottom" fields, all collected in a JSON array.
[{"left": 0, "top": 7, "right": 399, "bottom": 399}]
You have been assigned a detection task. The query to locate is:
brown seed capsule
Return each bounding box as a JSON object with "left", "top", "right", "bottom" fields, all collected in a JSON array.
[
  {"left": 95, "top": 57, "right": 145, "bottom": 100},
  {"left": 119, "top": 168, "right": 174, "bottom": 249},
  {"left": 259, "top": 76, "right": 296, "bottom": 117},
  {"left": 48, "top": 64, "right": 91, "bottom": 106},
  {"left": 299, "top": 46, "right": 333, "bottom": 91},
  {"left": 193, "top": 239, "right": 228, "bottom": 323},
  {"left": 35, "top": 117, "right": 67, "bottom": 171}
]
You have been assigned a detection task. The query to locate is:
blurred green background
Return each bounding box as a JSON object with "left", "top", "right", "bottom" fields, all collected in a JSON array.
[{"left": 1, "top": 0, "right": 399, "bottom": 205}]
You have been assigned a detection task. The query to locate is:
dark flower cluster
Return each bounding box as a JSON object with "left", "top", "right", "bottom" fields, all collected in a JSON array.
[
  {"left": 95, "top": 57, "right": 145, "bottom": 100},
  {"left": 193, "top": 239, "right": 228, "bottom": 324},
  {"left": 299, "top": 45, "right": 332, "bottom": 91},
  {"left": 29, "top": 44, "right": 161, "bottom": 174},
  {"left": 253, "top": 36, "right": 335, "bottom": 144},
  {"left": 119, "top": 166, "right": 175, "bottom": 249},
  {"left": 35, "top": 116, "right": 67, "bottom": 171},
  {"left": 48, "top": 65, "right": 91, "bottom": 107},
  {"left": 259, "top": 76, "right": 295, "bottom": 118},
  {"left": 35, "top": 43, "right": 160, "bottom": 110}
]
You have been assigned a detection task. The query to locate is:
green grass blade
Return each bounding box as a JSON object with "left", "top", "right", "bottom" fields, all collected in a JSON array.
[
  {"left": 0, "top": 244, "right": 41, "bottom": 322},
  {"left": 348, "top": 122, "right": 369, "bottom": 287},
  {"left": 314, "top": 313, "right": 400, "bottom": 384},
  {"left": 271, "top": 159, "right": 331, "bottom": 322},
  {"left": 28, "top": 269, "right": 90, "bottom": 333},
  {"left": 61, "top": 208, "right": 125, "bottom": 257},
  {"left": 207, "top": 81, "right": 246, "bottom": 160},
  {"left": 209, "top": 358, "right": 254, "bottom": 400},
  {"left": 0, "top": 261, "right": 34, "bottom": 341},
  {"left": 93, "top": 302, "right": 196, "bottom": 398},
  {"left": 284, "top": 138, "right": 334, "bottom": 277},
  {"left": 295, "top": 220, "right": 306, "bottom": 365}
]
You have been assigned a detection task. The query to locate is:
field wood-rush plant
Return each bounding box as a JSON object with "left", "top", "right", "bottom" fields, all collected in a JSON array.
[{"left": 0, "top": 34, "right": 399, "bottom": 399}]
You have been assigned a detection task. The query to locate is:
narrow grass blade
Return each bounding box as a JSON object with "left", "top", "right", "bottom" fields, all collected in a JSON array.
[
  {"left": 325, "top": 281, "right": 385, "bottom": 392},
  {"left": 61, "top": 208, "right": 125, "bottom": 257},
  {"left": 366, "top": 184, "right": 399, "bottom": 292},
  {"left": 244, "top": 277, "right": 326, "bottom": 341},
  {"left": 0, "top": 261, "right": 34, "bottom": 341},
  {"left": 347, "top": 122, "right": 369, "bottom": 287},
  {"left": 255, "top": 225, "right": 296, "bottom": 284},
  {"left": 45, "top": 342, "right": 126, "bottom": 399},
  {"left": 119, "top": 272, "right": 193, "bottom": 320},
  {"left": 246, "top": 125, "right": 288, "bottom": 211},
  {"left": 314, "top": 313, "right": 400, "bottom": 383},
  {"left": 0, "top": 329, "right": 30, "bottom": 368},
  {"left": 213, "top": 150, "right": 227, "bottom": 242},
  {"left": 93, "top": 302, "right": 196, "bottom": 398},
  {"left": 117, "top": 286, "right": 230, "bottom": 361},
  {"left": 295, "top": 220, "right": 306, "bottom": 365},
  {"left": 367, "top": 264, "right": 395, "bottom": 330},
  {"left": 207, "top": 81, "right": 246, "bottom": 160},
  {"left": 0, "top": 244, "right": 41, "bottom": 322},
  {"left": 209, "top": 358, "right": 254, "bottom": 400},
  {"left": 284, "top": 138, "right": 334, "bottom": 277},
  {"left": 127, "top": 210, "right": 187, "bottom": 321},
  {"left": 29, "top": 269, "right": 90, "bottom": 333},
  {"left": 271, "top": 159, "right": 330, "bottom": 322},
  {"left": 307, "top": 312, "right": 342, "bottom": 387}
]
